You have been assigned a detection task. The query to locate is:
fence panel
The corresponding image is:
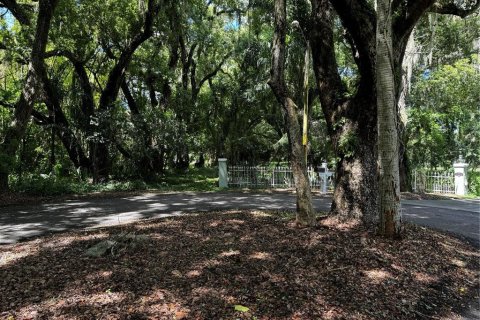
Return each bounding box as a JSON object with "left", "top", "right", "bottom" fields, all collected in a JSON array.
[
  {"left": 228, "top": 166, "right": 334, "bottom": 192},
  {"left": 413, "top": 170, "right": 455, "bottom": 194}
]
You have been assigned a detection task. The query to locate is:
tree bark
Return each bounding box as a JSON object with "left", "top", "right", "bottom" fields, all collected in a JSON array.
[
  {"left": 268, "top": 0, "right": 315, "bottom": 227},
  {"left": 398, "top": 31, "right": 416, "bottom": 191},
  {"left": 376, "top": 0, "right": 402, "bottom": 237},
  {"left": 308, "top": 0, "right": 476, "bottom": 228},
  {"left": 0, "top": 0, "right": 58, "bottom": 193},
  {"left": 310, "top": 0, "right": 378, "bottom": 226}
]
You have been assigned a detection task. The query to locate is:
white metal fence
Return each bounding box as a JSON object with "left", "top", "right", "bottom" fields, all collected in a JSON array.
[
  {"left": 413, "top": 170, "right": 455, "bottom": 194},
  {"left": 228, "top": 166, "right": 335, "bottom": 192}
]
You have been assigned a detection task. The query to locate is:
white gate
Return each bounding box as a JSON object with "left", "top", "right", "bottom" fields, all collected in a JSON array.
[
  {"left": 227, "top": 166, "right": 334, "bottom": 192},
  {"left": 413, "top": 170, "right": 455, "bottom": 194}
]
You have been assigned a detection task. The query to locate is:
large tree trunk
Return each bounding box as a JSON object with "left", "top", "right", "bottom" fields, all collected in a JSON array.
[
  {"left": 310, "top": 0, "right": 378, "bottom": 226},
  {"left": 268, "top": 0, "right": 315, "bottom": 227},
  {"left": 329, "top": 100, "right": 378, "bottom": 226},
  {"left": 0, "top": 0, "right": 58, "bottom": 193},
  {"left": 0, "top": 172, "right": 8, "bottom": 192},
  {"left": 309, "top": 0, "right": 478, "bottom": 229},
  {"left": 376, "top": 0, "right": 401, "bottom": 237}
]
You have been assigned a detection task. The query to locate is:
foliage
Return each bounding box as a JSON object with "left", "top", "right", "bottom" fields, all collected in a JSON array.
[
  {"left": 0, "top": 0, "right": 477, "bottom": 194},
  {"left": 468, "top": 170, "right": 480, "bottom": 196},
  {"left": 9, "top": 168, "right": 219, "bottom": 196},
  {"left": 407, "top": 56, "right": 480, "bottom": 169}
]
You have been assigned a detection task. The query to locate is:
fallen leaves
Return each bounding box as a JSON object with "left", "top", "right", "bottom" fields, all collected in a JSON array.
[{"left": 0, "top": 210, "right": 478, "bottom": 319}]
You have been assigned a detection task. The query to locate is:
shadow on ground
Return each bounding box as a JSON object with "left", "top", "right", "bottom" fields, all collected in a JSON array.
[
  {"left": 1, "top": 210, "right": 478, "bottom": 319},
  {"left": 0, "top": 192, "right": 332, "bottom": 244}
]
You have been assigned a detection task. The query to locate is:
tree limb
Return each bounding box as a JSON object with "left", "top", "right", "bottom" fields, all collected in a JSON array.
[
  {"left": 430, "top": 0, "right": 480, "bottom": 17},
  {"left": 310, "top": 0, "right": 348, "bottom": 124},
  {"left": 329, "top": 0, "right": 376, "bottom": 83},
  {"left": 98, "top": 0, "right": 161, "bottom": 111},
  {"left": 193, "top": 52, "right": 231, "bottom": 98},
  {"left": 0, "top": 0, "right": 32, "bottom": 25}
]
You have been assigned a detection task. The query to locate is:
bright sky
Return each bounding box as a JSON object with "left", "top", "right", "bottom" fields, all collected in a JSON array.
[{"left": 1, "top": 10, "right": 14, "bottom": 29}]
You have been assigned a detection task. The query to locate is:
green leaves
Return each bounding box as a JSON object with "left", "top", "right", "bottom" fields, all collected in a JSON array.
[
  {"left": 234, "top": 304, "right": 250, "bottom": 312},
  {"left": 408, "top": 55, "right": 480, "bottom": 169}
]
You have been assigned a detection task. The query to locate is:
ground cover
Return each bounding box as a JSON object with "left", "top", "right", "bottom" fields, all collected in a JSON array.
[
  {"left": 1, "top": 210, "right": 478, "bottom": 319},
  {"left": 0, "top": 168, "right": 220, "bottom": 206}
]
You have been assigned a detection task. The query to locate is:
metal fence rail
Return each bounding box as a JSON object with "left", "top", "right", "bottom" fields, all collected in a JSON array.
[
  {"left": 413, "top": 170, "right": 455, "bottom": 194},
  {"left": 228, "top": 166, "right": 334, "bottom": 192}
]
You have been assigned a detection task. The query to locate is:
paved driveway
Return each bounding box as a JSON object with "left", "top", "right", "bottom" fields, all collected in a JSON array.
[{"left": 0, "top": 192, "right": 479, "bottom": 245}]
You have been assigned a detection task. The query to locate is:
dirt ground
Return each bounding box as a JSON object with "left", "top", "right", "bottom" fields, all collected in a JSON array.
[{"left": 1, "top": 210, "right": 478, "bottom": 319}]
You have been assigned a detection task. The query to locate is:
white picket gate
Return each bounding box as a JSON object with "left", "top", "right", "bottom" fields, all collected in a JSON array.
[
  {"left": 227, "top": 166, "right": 334, "bottom": 192},
  {"left": 413, "top": 170, "right": 455, "bottom": 194}
]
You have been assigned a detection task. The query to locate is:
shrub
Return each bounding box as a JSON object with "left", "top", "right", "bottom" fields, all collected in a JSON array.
[{"left": 468, "top": 171, "right": 480, "bottom": 197}]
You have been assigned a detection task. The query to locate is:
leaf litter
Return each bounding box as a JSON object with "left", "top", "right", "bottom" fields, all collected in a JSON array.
[{"left": 0, "top": 210, "right": 478, "bottom": 319}]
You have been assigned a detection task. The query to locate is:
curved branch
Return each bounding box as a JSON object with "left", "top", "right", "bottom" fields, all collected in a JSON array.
[
  {"left": 430, "top": 0, "right": 480, "bottom": 17},
  {"left": 99, "top": 0, "right": 161, "bottom": 111},
  {"left": 0, "top": 0, "right": 32, "bottom": 25},
  {"left": 329, "top": 0, "right": 376, "bottom": 83}
]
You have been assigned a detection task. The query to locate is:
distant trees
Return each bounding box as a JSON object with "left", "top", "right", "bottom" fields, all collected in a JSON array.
[
  {"left": 408, "top": 57, "right": 480, "bottom": 169},
  {"left": 0, "top": 0, "right": 59, "bottom": 192},
  {"left": 0, "top": 0, "right": 478, "bottom": 218}
]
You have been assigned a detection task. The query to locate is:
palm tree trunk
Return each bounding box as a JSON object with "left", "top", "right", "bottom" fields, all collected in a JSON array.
[{"left": 376, "top": 0, "right": 401, "bottom": 237}]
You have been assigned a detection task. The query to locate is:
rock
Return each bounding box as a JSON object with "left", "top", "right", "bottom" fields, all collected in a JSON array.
[
  {"left": 85, "top": 233, "right": 150, "bottom": 257},
  {"left": 85, "top": 240, "right": 117, "bottom": 257}
]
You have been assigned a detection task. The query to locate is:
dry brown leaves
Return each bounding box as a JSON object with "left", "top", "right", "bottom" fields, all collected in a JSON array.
[{"left": 1, "top": 210, "right": 478, "bottom": 319}]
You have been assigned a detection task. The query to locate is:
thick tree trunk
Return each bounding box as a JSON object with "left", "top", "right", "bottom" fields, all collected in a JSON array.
[
  {"left": 0, "top": 0, "right": 58, "bottom": 193},
  {"left": 92, "top": 142, "right": 109, "bottom": 183},
  {"left": 376, "top": 0, "right": 401, "bottom": 237},
  {"left": 175, "top": 146, "right": 190, "bottom": 171},
  {"left": 329, "top": 108, "right": 378, "bottom": 227},
  {"left": 268, "top": 0, "right": 315, "bottom": 227},
  {"left": 310, "top": 0, "right": 378, "bottom": 226},
  {"left": 309, "top": 0, "right": 478, "bottom": 228}
]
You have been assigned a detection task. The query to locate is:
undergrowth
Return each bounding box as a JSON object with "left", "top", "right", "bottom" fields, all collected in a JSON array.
[{"left": 9, "top": 167, "right": 219, "bottom": 196}]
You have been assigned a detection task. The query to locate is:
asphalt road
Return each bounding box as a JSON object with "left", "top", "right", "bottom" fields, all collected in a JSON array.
[{"left": 0, "top": 192, "right": 479, "bottom": 246}]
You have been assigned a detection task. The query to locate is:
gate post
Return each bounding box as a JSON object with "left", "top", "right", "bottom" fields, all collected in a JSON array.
[
  {"left": 453, "top": 157, "right": 468, "bottom": 196},
  {"left": 321, "top": 162, "right": 328, "bottom": 193},
  {"left": 218, "top": 158, "right": 228, "bottom": 188}
]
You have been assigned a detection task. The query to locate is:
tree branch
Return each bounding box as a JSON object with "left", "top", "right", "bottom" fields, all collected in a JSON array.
[
  {"left": 121, "top": 79, "right": 140, "bottom": 115},
  {"left": 310, "top": 0, "right": 348, "bottom": 124},
  {"left": 0, "top": 0, "right": 32, "bottom": 25},
  {"left": 329, "top": 0, "right": 376, "bottom": 83},
  {"left": 267, "top": 0, "right": 288, "bottom": 103},
  {"left": 430, "top": 0, "right": 480, "bottom": 17},
  {"left": 98, "top": 0, "right": 161, "bottom": 111},
  {"left": 194, "top": 52, "right": 231, "bottom": 96},
  {"left": 45, "top": 49, "right": 95, "bottom": 117}
]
